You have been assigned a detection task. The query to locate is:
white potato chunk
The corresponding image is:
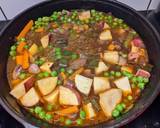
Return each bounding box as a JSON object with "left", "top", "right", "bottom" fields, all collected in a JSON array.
[
  {"left": 10, "top": 76, "right": 32, "bottom": 99},
  {"left": 103, "top": 51, "right": 119, "bottom": 64},
  {"left": 75, "top": 74, "right": 93, "bottom": 95},
  {"left": 59, "top": 86, "right": 81, "bottom": 106},
  {"left": 95, "top": 61, "right": 109, "bottom": 75},
  {"left": 40, "top": 62, "right": 53, "bottom": 72},
  {"left": 93, "top": 77, "right": 110, "bottom": 94},
  {"left": 40, "top": 35, "right": 49, "bottom": 48},
  {"left": 37, "top": 77, "right": 57, "bottom": 96},
  {"left": 83, "top": 102, "right": 96, "bottom": 119},
  {"left": 114, "top": 77, "right": 132, "bottom": 94},
  {"left": 99, "top": 89, "right": 122, "bottom": 117},
  {"left": 79, "top": 11, "right": 91, "bottom": 20},
  {"left": 43, "top": 88, "right": 59, "bottom": 105},
  {"left": 20, "top": 87, "right": 39, "bottom": 107},
  {"left": 99, "top": 30, "right": 112, "bottom": 40}
]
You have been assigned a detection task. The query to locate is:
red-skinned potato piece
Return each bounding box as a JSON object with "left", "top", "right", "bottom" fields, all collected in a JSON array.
[
  {"left": 24, "top": 76, "right": 36, "bottom": 92},
  {"left": 59, "top": 86, "right": 81, "bottom": 106}
]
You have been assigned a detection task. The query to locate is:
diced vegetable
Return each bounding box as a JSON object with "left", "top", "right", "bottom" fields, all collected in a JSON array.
[
  {"left": 55, "top": 106, "right": 79, "bottom": 116},
  {"left": 17, "top": 42, "right": 26, "bottom": 54},
  {"left": 37, "top": 77, "right": 57, "bottom": 96},
  {"left": 99, "top": 30, "right": 112, "bottom": 41},
  {"left": 79, "top": 109, "right": 86, "bottom": 119},
  {"left": 16, "top": 55, "right": 23, "bottom": 65},
  {"left": 20, "top": 87, "right": 39, "bottom": 107},
  {"left": 121, "top": 66, "right": 133, "bottom": 73},
  {"left": 99, "top": 89, "right": 122, "bottom": 117},
  {"left": 59, "top": 86, "right": 81, "bottom": 105},
  {"left": 75, "top": 75, "right": 93, "bottom": 95},
  {"left": 29, "top": 43, "right": 38, "bottom": 56},
  {"left": 95, "top": 61, "right": 109, "bottom": 75},
  {"left": 79, "top": 11, "right": 91, "bottom": 20},
  {"left": 28, "top": 64, "right": 40, "bottom": 74},
  {"left": 24, "top": 76, "right": 36, "bottom": 92},
  {"left": 12, "top": 65, "right": 22, "bottom": 80},
  {"left": 114, "top": 77, "right": 132, "bottom": 94},
  {"left": 83, "top": 103, "right": 96, "bottom": 119},
  {"left": 93, "top": 77, "right": 111, "bottom": 94},
  {"left": 22, "top": 50, "right": 30, "bottom": 69},
  {"left": 17, "top": 20, "right": 33, "bottom": 40},
  {"left": 40, "top": 35, "right": 49, "bottom": 48},
  {"left": 43, "top": 88, "right": 59, "bottom": 105},
  {"left": 10, "top": 76, "right": 32, "bottom": 99},
  {"left": 103, "top": 51, "right": 119, "bottom": 64},
  {"left": 40, "top": 62, "right": 53, "bottom": 72},
  {"left": 136, "top": 69, "right": 150, "bottom": 78}
]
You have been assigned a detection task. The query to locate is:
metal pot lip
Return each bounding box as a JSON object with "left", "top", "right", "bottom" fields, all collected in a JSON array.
[{"left": 0, "top": 0, "right": 160, "bottom": 128}]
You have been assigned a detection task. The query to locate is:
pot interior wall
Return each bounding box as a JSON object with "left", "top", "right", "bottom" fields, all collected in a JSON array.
[{"left": 0, "top": 0, "right": 160, "bottom": 127}]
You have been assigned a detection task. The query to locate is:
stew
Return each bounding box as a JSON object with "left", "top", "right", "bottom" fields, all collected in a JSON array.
[{"left": 7, "top": 10, "right": 152, "bottom": 126}]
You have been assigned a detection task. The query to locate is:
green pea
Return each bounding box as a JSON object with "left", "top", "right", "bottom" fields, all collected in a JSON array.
[
  {"left": 67, "top": 69, "right": 73, "bottom": 74},
  {"left": 104, "top": 72, "right": 109, "bottom": 77},
  {"left": 91, "top": 9, "right": 96, "bottom": 14},
  {"left": 127, "top": 95, "right": 133, "bottom": 101},
  {"left": 34, "top": 106, "right": 43, "bottom": 114},
  {"left": 55, "top": 54, "right": 62, "bottom": 60},
  {"left": 9, "top": 51, "right": 16, "bottom": 56},
  {"left": 43, "top": 71, "right": 50, "bottom": 77},
  {"left": 110, "top": 71, "right": 115, "bottom": 76},
  {"left": 45, "top": 114, "right": 52, "bottom": 120},
  {"left": 24, "top": 45, "right": 29, "bottom": 49},
  {"left": 19, "top": 73, "right": 26, "bottom": 80},
  {"left": 51, "top": 14, "right": 58, "bottom": 21},
  {"left": 29, "top": 108, "right": 34, "bottom": 113},
  {"left": 11, "top": 45, "right": 16, "bottom": 51},
  {"left": 138, "top": 83, "right": 145, "bottom": 90},
  {"left": 18, "top": 37, "right": 26, "bottom": 42},
  {"left": 71, "top": 53, "right": 78, "bottom": 60},
  {"left": 37, "top": 72, "right": 44, "bottom": 78},
  {"left": 63, "top": 50, "right": 72, "bottom": 56},
  {"left": 59, "top": 117, "right": 65, "bottom": 122},
  {"left": 121, "top": 103, "right": 126, "bottom": 109},
  {"left": 55, "top": 47, "right": 61, "bottom": 52},
  {"left": 112, "top": 109, "right": 120, "bottom": 118},
  {"left": 143, "top": 78, "right": 149, "bottom": 83},
  {"left": 117, "top": 19, "right": 123, "bottom": 24},
  {"left": 80, "top": 110, "right": 86, "bottom": 119},
  {"left": 115, "top": 72, "right": 122, "bottom": 77},
  {"left": 60, "top": 68, "right": 65, "bottom": 72},
  {"left": 131, "top": 77, "right": 137, "bottom": 83},
  {"left": 55, "top": 50, "right": 61, "bottom": 55},
  {"left": 39, "top": 111, "right": 46, "bottom": 119},
  {"left": 46, "top": 104, "right": 53, "bottom": 111},
  {"left": 51, "top": 71, "right": 58, "bottom": 77},
  {"left": 115, "top": 104, "right": 123, "bottom": 112},
  {"left": 76, "top": 118, "right": 83, "bottom": 125},
  {"left": 65, "top": 119, "right": 72, "bottom": 125},
  {"left": 137, "top": 76, "right": 144, "bottom": 83}
]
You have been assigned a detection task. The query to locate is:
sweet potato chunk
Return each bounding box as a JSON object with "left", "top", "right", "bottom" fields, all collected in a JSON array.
[
  {"left": 114, "top": 77, "right": 132, "bottom": 94},
  {"left": 93, "top": 77, "right": 110, "bottom": 94},
  {"left": 20, "top": 87, "right": 39, "bottom": 107},
  {"left": 59, "top": 86, "right": 81, "bottom": 106},
  {"left": 99, "top": 89, "right": 122, "bottom": 117},
  {"left": 37, "top": 77, "right": 57, "bottom": 96},
  {"left": 43, "top": 88, "right": 59, "bottom": 105},
  {"left": 75, "top": 74, "right": 93, "bottom": 95},
  {"left": 103, "top": 51, "right": 119, "bottom": 64}
]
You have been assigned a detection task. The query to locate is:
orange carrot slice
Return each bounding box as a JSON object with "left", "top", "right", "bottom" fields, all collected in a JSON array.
[
  {"left": 22, "top": 50, "right": 29, "bottom": 69},
  {"left": 17, "top": 42, "right": 26, "bottom": 54},
  {"left": 35, "top": 27, "right": 44, "bottom": 32},
  {"left": 17, "top": 20, "right": 33, "bottom": 40},
  {"left": 16, "top": 55, "right": 23, "bottom": 65}
]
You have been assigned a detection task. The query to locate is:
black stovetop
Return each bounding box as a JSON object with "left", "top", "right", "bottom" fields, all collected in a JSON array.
[{"left": 0, "top": 11, "right": 160, "bottom": 128}]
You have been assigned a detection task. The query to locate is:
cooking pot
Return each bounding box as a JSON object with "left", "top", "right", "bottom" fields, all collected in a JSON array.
[{"left": 0, "top": 0, "right": 160, "bottom": 128}]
